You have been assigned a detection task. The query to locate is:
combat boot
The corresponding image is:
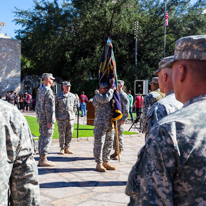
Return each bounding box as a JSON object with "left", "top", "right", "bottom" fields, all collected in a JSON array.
[
  {"left": 111, "top": 150, "right": 122, "bottom": 160},
  {"left": 96, "top": 163, "right": 106, "bottom": 172},
  {"left": 65, "top": 148, "right": 73, "bottom": 154},
  {"left": 38, "top": 154, "right": 55, "bottom": 167},
  {"left": 103, "top": 161, "right": 116, "bottom": 170},
  {"left": 110, "top": 150, "right": 117, "bottom": 158},
  {"left": 60, "top": 147, "right": 65, "bottom": 155}
]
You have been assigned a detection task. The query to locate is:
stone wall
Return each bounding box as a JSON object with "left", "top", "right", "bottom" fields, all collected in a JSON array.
[{"left": 0, "top": 37, "right": 21, "bottom": 97}]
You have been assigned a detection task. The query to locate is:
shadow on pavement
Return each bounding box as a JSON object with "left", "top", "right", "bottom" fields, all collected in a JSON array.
[
  {"left": 35, "top": 156, "right": 94, "bottom": 162},
  {"left": 40, "top": 181, "right": 127, "bottom": 188},
  {"left": 38, "top": 168, "right": 96, "bottom": 175}
]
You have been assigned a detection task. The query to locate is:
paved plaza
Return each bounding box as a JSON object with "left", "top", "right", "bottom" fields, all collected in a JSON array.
[{"left": 23, "top": 111, "right": 145, "bottom": 206}]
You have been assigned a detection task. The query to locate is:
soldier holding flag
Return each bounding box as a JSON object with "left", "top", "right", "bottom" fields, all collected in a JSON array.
[{"left": 93, "top": 83, "right": 116, "bottom": 172}]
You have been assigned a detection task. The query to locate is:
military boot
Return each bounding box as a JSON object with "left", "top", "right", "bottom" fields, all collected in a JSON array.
[
  {"left": 38, "top": 154, "right": 55, "bottom": 167},
  {"left": 65, "top": 148, "right": 73, "bottom": 154},
  {"left": 103, "top": 161, "right": 116, "bottom": 170},
  {"left": 110, "top": 150, "right": 117, "bottom": 158},
  {"left": 111, "top": 150, "right": 122, "bottom": 160},
  {"left": 60, "top": 147, "right": 65, "bottom": 155},
  {"left": 96, "top": 163, "right": 106, "bottom": 172}
]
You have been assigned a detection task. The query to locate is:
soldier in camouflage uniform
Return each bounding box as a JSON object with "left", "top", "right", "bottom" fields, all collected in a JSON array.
[
  {"left": 142, "top": 77, "right": 165, "bottom": 133},
  {"left": 126, "top": 35, "right": 206, "bottom": 205},
  {"left": 111, "top": 80, "right": 129, "bottom": 160},
  {"left": 36, "top": 73, "right": 56, "bottom": 167},
  {"left": 55, "top": 81, "right": 77, "bottom": 155},
  {"left": 0, "top": 100, "right": 40, "bottom": 205},
  {"left": 144, "top": 56, "right": 183, "bottom": 138},
  {"left": 93, "top": 82, "right": 116, "bottom": 172}
]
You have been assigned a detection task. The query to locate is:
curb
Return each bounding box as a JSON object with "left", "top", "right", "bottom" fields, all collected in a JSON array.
[{"left": 34, "top": 134, "right": 144, "bottom": 143}]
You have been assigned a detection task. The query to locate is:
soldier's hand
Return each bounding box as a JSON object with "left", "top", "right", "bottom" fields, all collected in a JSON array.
[
  {"left": 121, "top": 120, "right": 126, "bottom": 125},
  {"left": 47, "top": 123, "right": 53, "bottom": 128},
  {"left": 112, "top": 86, "right": 116, "bottom": 90}
]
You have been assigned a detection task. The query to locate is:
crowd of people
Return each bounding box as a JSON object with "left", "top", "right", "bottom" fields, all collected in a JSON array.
[
  {"left": 5, "top": 90, "right": 36, "bottom": 111},
  {"left": 1, "top": 35, "right": 206, "bottom": 205}
]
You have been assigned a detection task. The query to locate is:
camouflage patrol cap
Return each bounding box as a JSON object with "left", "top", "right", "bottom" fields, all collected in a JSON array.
[
  {"left": 42, "top": 73, "right": 55, "bottom": 80},
  {"left": 150, "top": 77, "right": 159, "bottom": 84},
  {"left": 118, "top": 80, "right": 124, "bottom": 86},
  {"left": 99, "top": 82, "right": 109, "bottom": 88},
  {"left": 153, "top": 56, "right": 174, "bottom": 75},
  {"left": 62, "top": 81, "right": 71, "bottom": 86},
  {"left": 163, "top": 35, "right": 206, "bottom": 68}
]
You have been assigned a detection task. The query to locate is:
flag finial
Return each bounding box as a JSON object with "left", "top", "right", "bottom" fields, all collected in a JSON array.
[{"left": 107, "top": 37, "right": 111, "bottom": 43}]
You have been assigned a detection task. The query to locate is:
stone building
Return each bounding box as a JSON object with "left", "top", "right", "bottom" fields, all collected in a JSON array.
[{"left": 0, "top": 33, "right": 21, "bottom": 97}]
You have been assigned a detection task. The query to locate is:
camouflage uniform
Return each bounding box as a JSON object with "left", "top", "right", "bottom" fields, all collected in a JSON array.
[
  {"left": 0, "top": 100, "right": 40, "bottom": 205},
  {"left": 93, "top": 89, "right": 114, "bottom": 163},
  {"left": 126, "top": 35, "right": 206, "bottom": 205},
  {"left": 55, "top": 91, "right": 77, "bottom": 148},
  {"left": 145, "top": 91, "right": 183, "bottom": 137},
  {"left": 126, "top": 94, "right": 206, "bottom": 205},
  {"left": 142, "top": 89, "right": 164, "bottom": 132},
  {"left": 36, "top": 85, "right": 56, "bottom": 154},
  {"left": 113, "top": 90, "right": 129, "bottom": 151}
]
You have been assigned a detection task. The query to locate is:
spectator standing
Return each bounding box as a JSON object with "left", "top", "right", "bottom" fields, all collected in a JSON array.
[
  {"left": 132, "top": 94, "right": 144, "bottom": 121},
  {"left": 55, "top": 81, "right": 77, "bottom": 155},
  {"left": 75, "top": 94, "right": 80, "bottom": 114},
  {"left": 16, "top": 94, "right": 20, "bottom": 110},
  {"left": 9, "top": 91, "right": 16, "bottom": 105},
  {"left": 19, "top": 93, "right": 24, "bottom": 110},
  {"left": 6, "top": 91, "right": 10, "bottom": 101},
  {"left": 79, "top": 91, "right": 88, "bottom": 117},
  {"left": 31, "top": 98, "right": 36, "bottom": 111},
  {"left": 24, "top": 92, "right": 32, "bottom": 112},
  {"left": 127, "top": 90, "right": 134, "bottom": 122}
]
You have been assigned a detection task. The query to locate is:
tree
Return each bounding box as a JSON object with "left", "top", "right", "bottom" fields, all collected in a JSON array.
[{"left": 14, "top": 0, "right": 206, "bottom": 96}]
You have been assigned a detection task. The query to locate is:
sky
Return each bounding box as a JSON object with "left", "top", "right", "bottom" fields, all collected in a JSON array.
[{"left": 0, "top": 0, "right": 199, "bottom": 39}]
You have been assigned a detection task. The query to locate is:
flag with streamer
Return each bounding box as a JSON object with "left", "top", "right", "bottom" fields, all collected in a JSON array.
[
  {"left": 98, "top": 38, "right": 122, "bottom": 161},
  {"left": 98, "top": 38, "right": 122, "bottom": 125}
]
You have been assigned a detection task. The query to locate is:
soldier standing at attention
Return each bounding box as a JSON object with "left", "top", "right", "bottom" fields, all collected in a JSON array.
[
  {"left": 142, "top": 77, "right": 164, "bottom": 133},
  {"left": 126, "top": 35, "right": 206, "bottom": 205},
  {"left": 111, "top": 80, "right": 129, "bottom": 160},
  {"left": 127, "top": 90, "right": 134, "bottom": 122},
  {"left": 36, "top": 73, "right": 56, "bottom": 167},
  {"left": 144, "top": 56, "right": 183, "bottom": 138},
  {"left": 93, "top": 82, "right": 116, "bottom": 172},
  {"left": 55, "top": 81, "right": 77, "bottom": 155},
  {"left": 0, "top": 100, "right": 40, "bottom": 205}
]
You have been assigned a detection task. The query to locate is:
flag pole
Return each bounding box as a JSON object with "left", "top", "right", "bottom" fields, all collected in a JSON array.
[
  {"left": 115, "top": 120, "right": 120, "bottom": 162},
  {"left": 164, "top": 0, "right": 167, "bottom": 57}
]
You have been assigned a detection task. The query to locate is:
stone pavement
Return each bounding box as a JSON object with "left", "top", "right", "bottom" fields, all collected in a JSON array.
[
  {"left": 35, "top": 135, "right": 145, "bottom": 206},
  {"left": 22, "top": 111, "right": 145, "bottom": 206}
]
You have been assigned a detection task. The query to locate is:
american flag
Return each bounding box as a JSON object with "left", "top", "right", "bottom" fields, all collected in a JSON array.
[{"left": 164, "top": 9, "right": 168, "bottom": 28}]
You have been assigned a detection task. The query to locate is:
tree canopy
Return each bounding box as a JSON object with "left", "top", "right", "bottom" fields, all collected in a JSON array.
[{"left": 14, "top": 0, "right": 206, "bottom": 96}]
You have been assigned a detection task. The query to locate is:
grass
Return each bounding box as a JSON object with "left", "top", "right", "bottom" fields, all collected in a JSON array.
[{"left": 25, "top": 116, "right": 137, "bottom": 140}]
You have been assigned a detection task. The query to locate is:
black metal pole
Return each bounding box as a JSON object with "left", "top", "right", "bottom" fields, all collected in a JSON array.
[{"left": 77, "top": 107, "right": 79, "bottom": 140}]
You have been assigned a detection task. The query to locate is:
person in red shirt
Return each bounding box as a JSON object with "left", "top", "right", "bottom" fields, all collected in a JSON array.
[
  {"left": 24, "top": 92, "right": 32, "bottom": 112},
  {"left": 132, "top": 94, "right": 144, "bottom": 122},
  {"left": 79, "top": 91, "right": 88, "bottom": 117}
]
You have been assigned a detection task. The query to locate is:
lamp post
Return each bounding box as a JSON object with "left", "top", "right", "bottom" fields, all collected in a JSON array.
[{"left": 134, "top": 21, "right": 139, "bottom": 67}]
